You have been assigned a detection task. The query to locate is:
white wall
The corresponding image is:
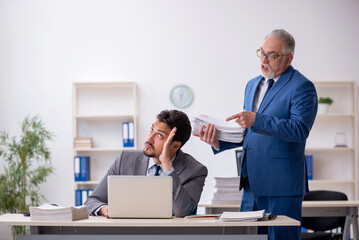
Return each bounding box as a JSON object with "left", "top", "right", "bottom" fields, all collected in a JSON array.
[{"left": 1, "top": 0, "right": 359, "bottom": 221}]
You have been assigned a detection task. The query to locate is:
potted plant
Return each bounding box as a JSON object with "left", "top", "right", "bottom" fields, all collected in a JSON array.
[
  {"left": 0, "top": 115, "right": 54, "bottom": 239},
  {"left": 318, "top": 97, "right": 333, "bottom": 114}
]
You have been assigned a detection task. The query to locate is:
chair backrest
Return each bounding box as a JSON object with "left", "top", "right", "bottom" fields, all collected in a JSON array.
[
  {"left": 235, "top": 149, "right": 243, "bottom": 177},
  {"left": 302, "top": 190, "right": 347, "bottom": 231}
]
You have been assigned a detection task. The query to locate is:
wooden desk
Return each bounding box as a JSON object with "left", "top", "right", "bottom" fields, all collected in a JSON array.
[
  {"left": 0, "top": 214, "right": 299, "bottom": 239},
  {"left": 199, "top": 201, "right": 359, "bottom": 240}
]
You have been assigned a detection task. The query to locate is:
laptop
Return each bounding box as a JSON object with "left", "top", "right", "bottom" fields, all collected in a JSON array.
[{"left": 107, "top": 175, "right": 173, "bottom": 218}]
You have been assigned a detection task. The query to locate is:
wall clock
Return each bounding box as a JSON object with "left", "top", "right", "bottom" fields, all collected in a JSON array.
[{"left": 170, "top": 85, "right": 193, "bottom": 109}]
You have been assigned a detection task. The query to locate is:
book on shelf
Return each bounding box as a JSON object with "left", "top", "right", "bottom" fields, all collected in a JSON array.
[
  {"left": 75, "top": 189, "right": 94, "bottom": 206},
  {"left": 122, "top": 122, "right": 134, "bottom": 147},
  {"left": 305, "top": 155, "right": 313, "bottom": 180},
  {"left": 30, "top": 203, "right": 89, "bottom": 221},
  {"left": 74, "top": 137, "right": 93, "bottom": 148},
  {"left": 74, "top": 156, "right": 90, "bottom": 181}
]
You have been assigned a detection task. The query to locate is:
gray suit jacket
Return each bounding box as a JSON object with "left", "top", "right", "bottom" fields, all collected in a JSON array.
[{"left": 84, "top": 149, "right": 208, "bottom": 217}]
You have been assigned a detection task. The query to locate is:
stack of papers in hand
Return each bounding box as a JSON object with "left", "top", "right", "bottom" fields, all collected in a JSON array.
[
  {"left": 30, "top": 203, "right": 89, "bottom": 221},
  {"left": 192, "top": 115, "right": 245, "bottom": 143},
  {"left": 218, "top": 210, "right": 265, "bottom": 222}
]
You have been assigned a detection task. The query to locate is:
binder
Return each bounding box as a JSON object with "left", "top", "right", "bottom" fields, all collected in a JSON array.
[
  {"left": 305, "top": 155, "right": 313, "bottom": 180},
  {"left": 74, "top": 156, "right": 81, "bottom": 181},
  {"left": 122, "top": 122, "right": 134, "bottom": 147},
  {"left": 122, "top": 122, "right": 129, "bottom": 147},
  {"left": 88, "top": 189, "right": 94, "bottom": 197},
  {"left": 128, "top": 122, "right": 134, "bottom": 147},
  {"left": 79, "top": 156, "right": 90, "bottom": 181},
  {"left": 82, "top": 189, "right": 88, "bottom": 205},
  {"left": 75, "top": 189, "right": 82, "bottom": 206}
]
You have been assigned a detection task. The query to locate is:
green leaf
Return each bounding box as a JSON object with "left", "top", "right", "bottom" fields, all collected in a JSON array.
[{"left": 0, "top": 115, "right": 54, "bottom": 239}]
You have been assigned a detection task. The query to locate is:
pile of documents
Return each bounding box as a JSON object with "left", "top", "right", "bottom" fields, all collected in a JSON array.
[
  {"left": 211, "top": 177, "right": 242, "bottom": 204},
  {"left": 74, "top": 137, "right": 93, "bottom": 148},
  {"left": 191, "top": 115, "right": 245, "bottom": 143},
  {"left": 218, "top": 210, "right": 265, "bottom": 222},
  {"left": 30, "top": 203, "right": 89, "bottom": 221}
]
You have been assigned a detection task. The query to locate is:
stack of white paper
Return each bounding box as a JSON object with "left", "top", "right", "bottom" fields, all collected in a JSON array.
[
  {"left": 192, "top": 115, "right": 245, "bottom": 143},
  {"left": 30, "top": 203, "right": 89, "bottom": 221},
  {"left": 218, "top": 210, "right": 265, "bottom": 222},
  {"left": 212, "top": 177, "right": 242, "bottom": 204}
]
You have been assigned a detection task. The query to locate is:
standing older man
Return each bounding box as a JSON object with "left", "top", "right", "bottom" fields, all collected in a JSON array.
[{"left": 196, "top": 29, "right": 318, "bottom": 240}]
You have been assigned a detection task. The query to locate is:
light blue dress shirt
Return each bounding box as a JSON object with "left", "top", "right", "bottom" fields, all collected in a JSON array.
[{"left": 147, "top": 156, "right": 175, "bottom": 176}]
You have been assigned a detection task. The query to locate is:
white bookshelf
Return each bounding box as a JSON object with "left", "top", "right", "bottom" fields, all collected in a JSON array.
[
  {"left": 72, "top": 82, "right": 138, "bottom": 203},
  {"left": 306, "top": 81, "right": 357, "bottom": 200}
]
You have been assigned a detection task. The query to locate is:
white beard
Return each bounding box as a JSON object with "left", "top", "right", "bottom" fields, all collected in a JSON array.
[{"left": 261, "top": 64, "right": 275, "bottom": 79}]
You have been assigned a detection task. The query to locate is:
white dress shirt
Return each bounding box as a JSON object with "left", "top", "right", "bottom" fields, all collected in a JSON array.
[{"left": 253, "top": 77, "right": 278, "bottom": 112}]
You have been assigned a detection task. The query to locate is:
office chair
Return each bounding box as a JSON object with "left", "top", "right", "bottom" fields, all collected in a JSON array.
[
  {"left": 301, "top": 190, "right": 348, "bottom": 240},
  {"left": 235, "top": 149, "right": 243, "bottom": 176}
]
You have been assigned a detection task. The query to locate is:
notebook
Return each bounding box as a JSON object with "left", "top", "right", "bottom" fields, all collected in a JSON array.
[{"left": 107, "top": 175, "right": 173, "bottom": 218}]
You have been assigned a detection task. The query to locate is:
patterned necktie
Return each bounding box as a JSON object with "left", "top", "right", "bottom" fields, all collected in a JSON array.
[
  {"left": 154, "top": 164, "right": 161, "bottom": 176},
  {"left": 263, "top": 79, "right": 274, "bottom": 99}
]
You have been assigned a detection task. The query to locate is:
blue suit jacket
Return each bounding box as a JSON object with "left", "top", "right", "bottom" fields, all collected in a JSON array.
[{"left": 216, "top": 66, "right": 318, "bottom": 197}]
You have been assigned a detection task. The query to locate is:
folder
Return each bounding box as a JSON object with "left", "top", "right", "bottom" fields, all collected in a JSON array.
[
  {"left": 79, "top": 156, "right": 90, "bottom": 181},
  {"left": 81, "top": 189, "right": 88, "bottom": 205},
  {"left": 128, "top": 122, "right": 134, "bottom": 147},
  {"left": 122, "top": 122, "right": 134, "bottom": 147},
  {"left": 122, "top": 122, "right": 129, "bottom": 147},
  {"left": 305, "top": 155, "right": 313, "bottom": 180},
  {"left": 75, "top": 189, "right": 82, "bottom": 206},
  {"left": 74, "top": 156, "right": 81, "bottom": 181}
]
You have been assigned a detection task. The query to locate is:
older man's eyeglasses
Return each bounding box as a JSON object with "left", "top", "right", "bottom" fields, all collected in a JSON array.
[{"left": 256, "top": 49, "right": 288, "bottom": 61}]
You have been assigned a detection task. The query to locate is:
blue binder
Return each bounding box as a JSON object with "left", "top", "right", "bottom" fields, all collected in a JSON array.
[
  {"left": 79, "top": 156, "right": 90, "bottom": 181},
  {"left": 75, "top": 189, "right": 82, "bottom": 206},
  {"left": 122, "top": 122, "right": 134, "bottom": 147},
  {"left": 305, "top": 155, "right": 313, "bottom": 180},
  {"left": 74, "top": 156, "right": 81, "bottom": 181}
]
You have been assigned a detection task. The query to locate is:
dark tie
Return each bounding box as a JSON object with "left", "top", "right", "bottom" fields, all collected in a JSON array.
[
  {"left": 154, "top": 164, "right": 161, "bottom": 176},
  {"left": 263, "top": 79, "right": 274, "bottom": 99}
]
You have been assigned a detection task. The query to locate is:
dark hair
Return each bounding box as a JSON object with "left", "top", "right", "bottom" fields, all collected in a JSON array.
[{"left": 157, "top": 109, "right": 191, "bottom": 148}]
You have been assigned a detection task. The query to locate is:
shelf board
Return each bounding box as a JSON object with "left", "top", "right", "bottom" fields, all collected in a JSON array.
[
  {"left": 74, "top": 115, "right": 135, "bottom": 120},
  {"left": 74, "top": 82, "right": 135, "bottom": 87},
  {"left": 305, "top": 147, "right": 355, "bottom": 152},
  {"left": 309, "top": 180, "right": 355, "bottom": 184},
  {"left": 74, "top": 181, "right": 100, "bottom": 187},
  {"left": 74, "top": 147, "right": 136, "bottom": 152},
  {"left": 316, "top": 114, "right": 355, "bottom": 118},
  {"left": 314, "top": 81, "right": 355, "bottom": 85}
]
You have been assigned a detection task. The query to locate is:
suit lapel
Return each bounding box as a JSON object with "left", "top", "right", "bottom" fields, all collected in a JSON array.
[
  {"left": 248, "top": 77, "right": 263, "bottom": 111},
  {"left": 134, "top": 154, "right": 149, "bottom": 175},
  {"left": 173, "top": 150, "right": 186, "bottom": 176},
  {"left": 258, "top": 66, "right": 295, "bottom": 112}
]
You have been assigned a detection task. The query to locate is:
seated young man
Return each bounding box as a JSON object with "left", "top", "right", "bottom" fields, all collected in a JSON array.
[{"left": 85, "top": 109, "right": 208, "bottom": 217}]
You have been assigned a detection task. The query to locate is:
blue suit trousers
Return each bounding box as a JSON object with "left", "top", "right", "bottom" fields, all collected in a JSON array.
[{"left": 240, "top": 182, "right": 303, "bottom": 240}]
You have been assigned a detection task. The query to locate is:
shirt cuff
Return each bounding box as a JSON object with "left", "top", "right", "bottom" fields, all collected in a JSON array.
[
  {"left": 161, "top": 167, "right": 174, "bottom": 176},
  {"left": 94, "top": 205, "right": 107, "bottom": 216}
]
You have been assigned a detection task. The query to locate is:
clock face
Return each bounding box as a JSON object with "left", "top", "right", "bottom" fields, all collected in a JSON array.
[{"left": 170, "top": 85, "right": 193, "bottom": 108}]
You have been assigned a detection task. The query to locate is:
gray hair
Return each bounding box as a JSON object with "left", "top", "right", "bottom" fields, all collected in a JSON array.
[{"left": 265, "top": 29, "right": 295, "bottom": 55}]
